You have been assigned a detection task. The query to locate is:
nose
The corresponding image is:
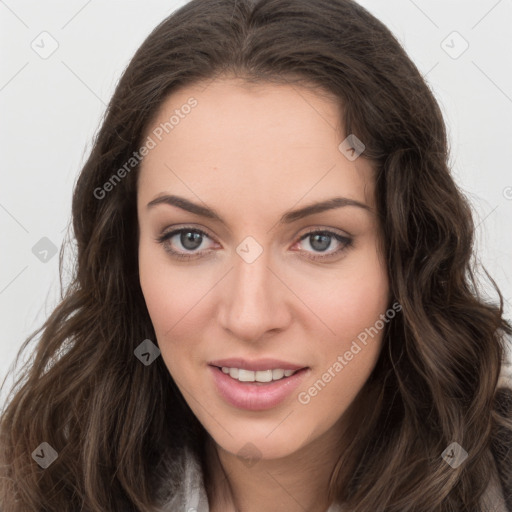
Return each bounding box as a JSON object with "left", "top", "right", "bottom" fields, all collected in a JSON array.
[{"left": 217, "top": 247, "right": 292, "bottom": 343}]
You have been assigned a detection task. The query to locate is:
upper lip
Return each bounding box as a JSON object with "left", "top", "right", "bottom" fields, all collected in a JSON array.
[{"left": 208, "top": 358, "right": 307, "bottom": 372}]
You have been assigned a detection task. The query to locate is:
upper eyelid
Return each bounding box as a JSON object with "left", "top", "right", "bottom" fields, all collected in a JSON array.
[
  {"left": 159, "top": 224, "right": 216, "bottom": 241},
  {"left": 159, "top": 224, "right": 352, "bottom": 242},
  {"left": 158, "top": 226, "right": 352, "bottom": 253}
]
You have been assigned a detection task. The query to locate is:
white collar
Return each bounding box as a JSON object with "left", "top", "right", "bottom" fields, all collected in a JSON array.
[{"left": 159, "top": 444, "right": 507, "bottom": 512}]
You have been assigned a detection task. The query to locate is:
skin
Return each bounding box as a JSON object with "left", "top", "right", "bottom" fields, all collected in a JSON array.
[{"left": 137, "top": 77, "right": 390, "bottom": 512}]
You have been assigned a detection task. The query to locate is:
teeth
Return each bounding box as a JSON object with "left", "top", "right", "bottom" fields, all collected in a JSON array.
[
  {"left": 273, "top": 369, "right": 285, "bottom": 379},
  {"left": 238, "top": 369, "right": 255, "bottom": 382},
  {"left": 220, "top": 367, "right": 299, "bottom": 383},
  {"left": 255, "top": 370, "right": 273, "bottom": 382}
]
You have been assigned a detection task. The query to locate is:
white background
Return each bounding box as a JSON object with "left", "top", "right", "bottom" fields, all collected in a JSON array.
[{"left": 1, "top": 0, "right": 511, "bottom": 404}]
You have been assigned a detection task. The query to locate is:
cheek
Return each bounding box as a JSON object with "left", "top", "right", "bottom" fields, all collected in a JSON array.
[
  {"left": 138, "top": 239, "right": 204, "bottom": 333},
  {"left": 302, "top": 243, "right": 389, "bottom": 344},
  {"left": 138, "top": 242, "right": 218, "bottom": 382},
  {"left": 332, "top": 270, "right": 389, "bottom": 342},
  {"left": 295, "top": 246, "right": 389, "bottom": 405},
  {"left": 139, "top": 272, "right": 189, "bottom": 388},
  {"left": 138, "top": 243, "right": 195, "bottom": 355}
]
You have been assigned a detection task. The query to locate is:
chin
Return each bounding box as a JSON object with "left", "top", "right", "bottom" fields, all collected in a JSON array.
[{"left": 210, "top": 424, "right": 313, "bottom": 462}]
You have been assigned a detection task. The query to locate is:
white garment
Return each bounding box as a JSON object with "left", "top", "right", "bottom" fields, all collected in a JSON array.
[
  {"left": 160, "top": 445, "right": 344, "bottom": 512},
  {"left": 160, "top": 445, "right": 508, "bottom": 512}
]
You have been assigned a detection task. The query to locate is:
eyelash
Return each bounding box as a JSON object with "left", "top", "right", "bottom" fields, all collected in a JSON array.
[{"left": 155, "top": 226, "right": 353, "bottom": 262}]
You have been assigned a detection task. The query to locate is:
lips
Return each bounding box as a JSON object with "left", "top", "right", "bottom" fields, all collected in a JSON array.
[
  {"left": 208, "top": 357, "right": 307, "bottom": 372},
  {"left": 208, "top": 359, "right": 311, "bottom": 411}
]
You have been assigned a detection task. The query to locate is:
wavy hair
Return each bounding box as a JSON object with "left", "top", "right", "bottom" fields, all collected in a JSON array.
[{"left": 1, "top": 0, "right": 511, "bottom": 510}]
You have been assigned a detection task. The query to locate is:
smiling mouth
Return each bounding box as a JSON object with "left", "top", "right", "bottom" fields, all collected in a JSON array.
[
  {"left": 208, "top": 364, "right": 310, "bottom": 410},
  {"left": 211, "top": 365, "right": 308, "bottom": 384}
]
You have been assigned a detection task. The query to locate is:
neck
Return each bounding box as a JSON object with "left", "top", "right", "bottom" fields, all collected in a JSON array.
[{"left": 203, "top": 421, "right": 347, "bottom": 512}]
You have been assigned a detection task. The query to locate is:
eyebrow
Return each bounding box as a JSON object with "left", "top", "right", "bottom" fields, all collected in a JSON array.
[{"left": 146, "top": 194, "right": 371, "bottom": 224}]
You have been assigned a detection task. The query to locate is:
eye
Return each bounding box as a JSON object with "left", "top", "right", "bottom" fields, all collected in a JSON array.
[
  {"left": 155, "top": 227, "right": 217, "bottom": 261},
  {"left": 155, "top": 226, "right": 353, "bottom": 261},
  {"left": 294, "top": 229, "right": 353, "bottom": 261}
]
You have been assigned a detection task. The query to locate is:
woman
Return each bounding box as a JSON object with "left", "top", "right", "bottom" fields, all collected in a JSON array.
[{"left": 1, "top": 0, "right": 511, "bottom": 510}]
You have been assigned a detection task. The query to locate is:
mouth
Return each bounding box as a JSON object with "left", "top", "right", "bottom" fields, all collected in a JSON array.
[
  {"left": 208, "top": 363, "right": 310, "bottom": 411},
  {"left": 210, "top": 365, "right": 305, "bottom": 384}
]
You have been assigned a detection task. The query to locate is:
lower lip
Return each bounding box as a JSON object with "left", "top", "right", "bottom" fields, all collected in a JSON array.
[{"left": 208, "top": 365, "right": 310, "bottom": 411}]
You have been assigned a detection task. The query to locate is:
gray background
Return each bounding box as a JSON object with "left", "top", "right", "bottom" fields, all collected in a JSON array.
[{"left": 1, "top": 0, "right": 511, "bottom": 404}]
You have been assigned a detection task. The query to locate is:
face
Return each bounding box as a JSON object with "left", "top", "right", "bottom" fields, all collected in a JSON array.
[{"left": 137, "top": 77, "right": 390, "bottom": 461}]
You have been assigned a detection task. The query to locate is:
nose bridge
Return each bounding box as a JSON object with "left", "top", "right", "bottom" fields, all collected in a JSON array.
[{"left": 218, "top": 239, "right": 289, "bottom": 341}]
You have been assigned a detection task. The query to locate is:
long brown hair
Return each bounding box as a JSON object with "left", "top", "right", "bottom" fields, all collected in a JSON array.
[{"left": 1, "top": 0, "right": 511, "bottom": 510}]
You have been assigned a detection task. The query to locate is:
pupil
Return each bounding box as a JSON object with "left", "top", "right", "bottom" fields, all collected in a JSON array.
[
  {"left": 310, "top": 234, "right": 330, "bottom": 252},
  {"left": 181, "top": 231, "right": 202, "bottom": 250}
]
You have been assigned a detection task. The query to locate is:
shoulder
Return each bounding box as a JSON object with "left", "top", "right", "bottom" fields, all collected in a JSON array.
[
  {"left": 480, "top": 456, "right": 509, "bottom": 512},
  {"left": 155, "top": 444, "right": 210, "bottom": 512},
  {"left": 497, "top": 359, "right": 512, "bottom": 392},
  {"left": 490, "top": 365, "right": 512, "bottom": 512}
]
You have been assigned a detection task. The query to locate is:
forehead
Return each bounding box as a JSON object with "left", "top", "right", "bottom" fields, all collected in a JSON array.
[{"left": 137, "top": 78, "right": 375, "bottom": 212}]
